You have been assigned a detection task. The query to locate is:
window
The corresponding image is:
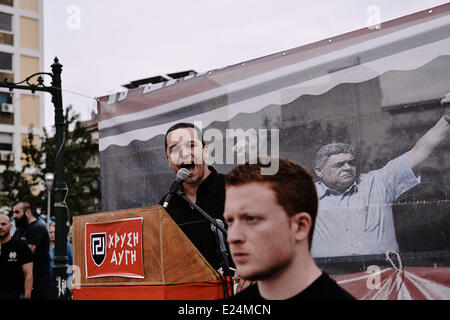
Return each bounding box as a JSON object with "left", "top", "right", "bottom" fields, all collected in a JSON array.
[
  {"left": 0, "top": 32, "right": 13, "bottom": 45},
  {"left": 0, "top": 71, "right": 13, "bottom": 82},
  {"left": 0, "top": 92, "right": 12, "bottom": 105},
  {"left": 0, "top": 92, "right": 13, "bottom": 125},
  {"left": 0, "top": 132, "right": 12, "bottom": 151},
  {"left": 0, "top": 12, "right": 12, "bottom": 32},
  {"left": 0, "top": 0, "right": 13, "bottom": 8},
  {"left": 0, "top": 51, "right": 12, "bottom": 70}
]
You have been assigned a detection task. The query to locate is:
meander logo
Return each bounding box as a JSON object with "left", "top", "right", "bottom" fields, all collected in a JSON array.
[{"left": 90, "top": 232, "right": 106, "bottom": 267}]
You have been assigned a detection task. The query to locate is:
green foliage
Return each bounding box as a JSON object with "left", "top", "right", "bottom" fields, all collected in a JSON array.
[{"left": 0, "top": 105, "right": 101, "bottom": 220}]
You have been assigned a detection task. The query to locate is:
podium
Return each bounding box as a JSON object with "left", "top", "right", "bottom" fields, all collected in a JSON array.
[{"left": 72, "top": 205, "right": 230, "bottom": 300}]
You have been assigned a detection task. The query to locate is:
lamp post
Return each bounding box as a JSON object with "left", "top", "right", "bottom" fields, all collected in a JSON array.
[
  {"left": 0, "top": 57, "right": 69, "bottom": 299},
  {"left": 45, "top": 172, "right": 54, "bottom": 228}
]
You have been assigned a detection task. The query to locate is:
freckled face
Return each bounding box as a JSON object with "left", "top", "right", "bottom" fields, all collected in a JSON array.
[{"left": 224, "top": 182, "right": 296, "bottom": 281}]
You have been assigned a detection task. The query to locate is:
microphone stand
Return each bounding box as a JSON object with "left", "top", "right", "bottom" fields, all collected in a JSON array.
[
  {"left": 176, "top": 189, "right": 227, "bottom": 235},
  {"left": 211, "top": 219, "right": 233, "bottom": 297},
  {"left": 176, "top": 188, "right": 233, "bottom": 296}
]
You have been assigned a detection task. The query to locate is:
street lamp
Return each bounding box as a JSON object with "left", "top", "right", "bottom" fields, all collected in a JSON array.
[
  {"left": 0, "top": 57, "right": 69, "bottom": 299},
  {"left": 45, "top": 172, "right": 54, "bottom": 228}
]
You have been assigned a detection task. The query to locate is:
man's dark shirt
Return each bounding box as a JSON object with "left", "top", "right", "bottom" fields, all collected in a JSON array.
[
  {"left": 159, "top": 166, "right": 231, "bottom": 270},
  {"left": 229, "top": 272, "right": 355, "bottom": 300},
  {"left": 13, "top": 219, "right": 51, "bottom": 296},
  {"left": 0, "top": 238, "right": 33, "bottom": 299}
]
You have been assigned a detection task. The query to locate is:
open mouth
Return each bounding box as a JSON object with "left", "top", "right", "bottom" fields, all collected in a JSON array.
[{"left": 180, "top": 163, "right": 195, "bottom": 171}]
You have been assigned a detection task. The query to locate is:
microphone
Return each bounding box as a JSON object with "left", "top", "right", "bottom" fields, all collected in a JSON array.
[{"left": 163, "top": 168, "right": 190, "bottom": 208}]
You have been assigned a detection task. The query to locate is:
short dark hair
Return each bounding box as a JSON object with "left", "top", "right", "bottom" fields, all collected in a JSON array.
[
  {"left": 14, "top": 201, "right": 34, "bottom": 216},
  {"left": 164, "top": 122, "right": 205, "bottom": 154},
  {"left": 225, "top": 157, "right": 318, "bottom": 248}
]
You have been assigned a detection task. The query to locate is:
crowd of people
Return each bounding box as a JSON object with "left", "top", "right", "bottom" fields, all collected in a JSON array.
[{"left": 0, "top": 204, "right": 73, "bottom": 300}]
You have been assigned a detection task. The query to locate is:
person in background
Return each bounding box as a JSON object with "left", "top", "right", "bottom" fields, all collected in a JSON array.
[
  {"left": 0, "top": 214, "right": 33, "bottom": 299},
  {"left": 48, "top": 222, "right": 73, "bottom": 296},
  {"left": 12, "top": 201, "right": 51, "bottom": 300}
]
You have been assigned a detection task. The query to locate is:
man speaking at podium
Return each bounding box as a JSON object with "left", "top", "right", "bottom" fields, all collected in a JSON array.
[{"left": 159, "top": 122, "right": 231, "bottom": 271}]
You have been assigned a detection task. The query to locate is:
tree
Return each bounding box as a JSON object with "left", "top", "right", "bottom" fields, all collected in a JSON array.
[{"left": 0, "top": 105, "right": 101, "bottom": 221}]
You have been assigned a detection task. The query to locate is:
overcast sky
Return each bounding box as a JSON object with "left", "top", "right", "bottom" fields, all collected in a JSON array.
[{"left": 42, "top": 0, "right": 449, "bottom": 129}]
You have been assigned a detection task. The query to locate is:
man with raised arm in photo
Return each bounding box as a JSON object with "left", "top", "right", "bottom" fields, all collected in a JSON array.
[{"left": 311, "top": 95, "right": 450, "bottom": 258}]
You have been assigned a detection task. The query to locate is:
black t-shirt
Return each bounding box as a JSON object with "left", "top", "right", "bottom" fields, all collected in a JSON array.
[
  {"left": 0, "top": 238, "right": 33, "bottom": 298},
  {"left": 159, "top": 166, "right": 232, "bottom": 270},
  {"left": 13, "top": 220, "right": 50, "bottom": 283},
  {"left": 228, "top": 272, "right": 356, "bottom": 300}
]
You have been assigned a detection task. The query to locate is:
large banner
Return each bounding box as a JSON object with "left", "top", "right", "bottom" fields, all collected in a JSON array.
[{"left": 97, "top": 4, "right": 450, "bottom": 299}]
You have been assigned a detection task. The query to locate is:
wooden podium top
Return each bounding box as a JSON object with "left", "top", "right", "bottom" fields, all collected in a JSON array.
[{"left": 73, "top": 205, "right": 220, "bottom": 287}]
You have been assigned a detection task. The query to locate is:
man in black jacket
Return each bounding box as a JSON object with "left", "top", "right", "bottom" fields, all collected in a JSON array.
[
  {"left": 159, "top": 122, "right": 231, "bottom": 272},
  {"left": 12, "top": 201, "right": 51, "bottom": 299}
]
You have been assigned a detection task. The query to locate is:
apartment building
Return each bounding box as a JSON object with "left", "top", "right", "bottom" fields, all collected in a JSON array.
[{"left": 0, "top": 0, "right": 44, "bottom": 174}]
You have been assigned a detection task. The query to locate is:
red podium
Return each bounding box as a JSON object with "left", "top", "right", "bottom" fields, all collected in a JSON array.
[{"left": 72, "top": 205, "right": 230, "bottom": 300}]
